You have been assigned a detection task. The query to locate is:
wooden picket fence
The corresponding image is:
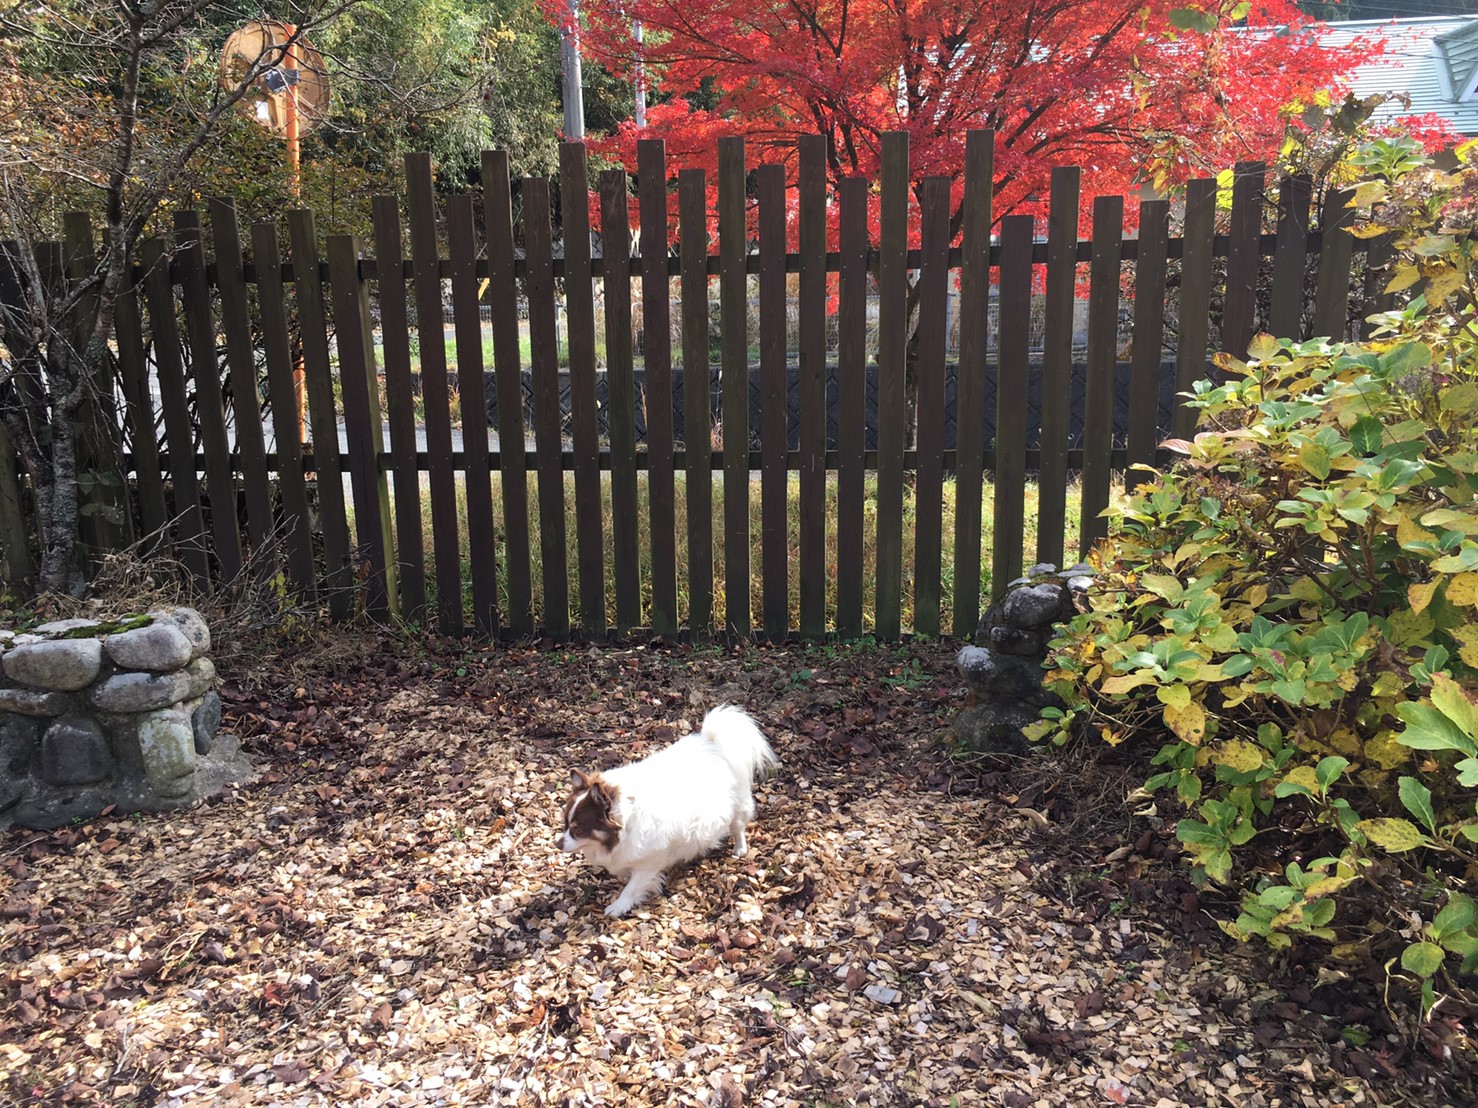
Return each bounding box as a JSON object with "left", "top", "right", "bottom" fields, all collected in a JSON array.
[{"left": 0, "top": 131, "right": 1391, "bottom": 641}]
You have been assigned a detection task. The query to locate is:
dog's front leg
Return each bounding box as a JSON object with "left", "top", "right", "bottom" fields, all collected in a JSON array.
[{"left": 605, "top": 869, "right": 664, "bottom": 917}]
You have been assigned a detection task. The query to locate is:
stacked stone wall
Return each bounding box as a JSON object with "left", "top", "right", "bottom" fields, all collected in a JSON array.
[{"left": 0, "top": 608, "right": 253, "bottom": 829}]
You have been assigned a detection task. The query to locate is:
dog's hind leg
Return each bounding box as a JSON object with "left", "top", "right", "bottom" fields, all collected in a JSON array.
[{"left": 605, "top": 869, "right": 665, "bottom": 917}]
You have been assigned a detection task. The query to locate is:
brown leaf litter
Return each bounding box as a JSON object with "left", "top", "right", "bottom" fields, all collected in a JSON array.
[{"left": 0, "top": 636, "right": 1464, "bottom": 1106}]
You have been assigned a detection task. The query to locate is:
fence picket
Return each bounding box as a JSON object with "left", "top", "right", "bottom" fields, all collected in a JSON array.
[
  {"left": 404, "top": 154, "right": 462, "bottom": 635},
  {"left": 447, "top": 194, "right": 499, "bottom": 635},
  {"left": 875, "top": 131, "right": 908, "bottom": 639},
  {"left": 209, "top": 199, "right": 275, "bottom": 566},
  {"left": 524, "top": 178, "right": 570, "bottom": 640},
  {"left": 1222, "top": 161, "right": 1265, "bottom": 357},
  {"left": 719, "top": 137, "right": 750, "bottom": 639},
  {"left": 954, "top": 131, "right": 992, "bottom": 636},
  {"left": 1269, "top": 174, "right": 1311, "bottom": 341},
  {"left": 249, "top": 220, "right": 317, "bottom": 595},
  {"left": 137, "top": 236, "right": 210, "bottom": 586},
  {"left": 798, "top": 135, "right": 828, "bottom": 639},
  {"left": 1081, "top": 196, "right": 1123, "bottom": 557},
  {"left": 600, "top": 168, "right": 642, "bottom": 634},
  {"left": 370, "top": 197, "right": 427, "bottom": 622},
  {"left": 679, "top": 168, "right": 713, "bottom": 638},
  {"left": 1313, "top": 187, "right": 1356, "bottom": 343},
  {"left": 561, "top": 142, "right": 606, "bottom": 639},
  {"left": 1362, "top": 233, "right": 1396, "bottom": 339},
  {"left": 835, "top": 177, "right": 869, "bottom": 640},
  {"left": 114, "top": 261, "right": 168, "bottom": 550},
  {"left": 175, "top": 210, "right": 243, "bottom": 583},
  {"left": 484, "top": 150, "right": 534, "bottom": 635},
  {"left": 328, "top": 234, "right": 397, "bottom": 619},
  {"left": 1038, "top": 166, "right": 1079, "bottom": 570},
  {"left": 0, "top": 423, "right": 29, "bottom": 590},
  {"left": 1174, "top": 178, "right": 1217, "bottom": 440},
  {"left": 913, "top": 177, "right": 950, "bottom": 637},
  {"left": 757, "top": 164, "right": 787, "bottom": 640},
  {"left": 286, "top": 209, "right": 353, "bottom": 616},
  {"left": 994, "top": 216, "right": 1032, "bottom": 600},
  {"left": 1128, "top": 198, "right": 1169, "bottom": 484},
  {"left": 638, "top": 140, "right": 678, "bottom": 639}
]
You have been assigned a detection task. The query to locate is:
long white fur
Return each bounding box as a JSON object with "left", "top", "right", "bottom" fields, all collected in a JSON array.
[{"left": 560, "top": 705, "right": 779, "bottom": 917}]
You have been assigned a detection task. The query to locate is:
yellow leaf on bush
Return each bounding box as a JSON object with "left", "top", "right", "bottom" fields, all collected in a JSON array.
[
  {"left": 1354, "top": 818, "right": 1427, "bottom": 852},
  {"left": 1101, "top": 672, "right": 1154, "bottom": 695},
  {"left": 1165, "top": 701, "right": 1207, "bottom": 744},
  {"left": 1242, "top": 584, "right": 1269, "bottom": 610},
  {"left": 1157, "top": 683, "right": 1192, "bottom": 710},
  {"left": 1409, "top": 580, "right": 1439, "bottom": 615},
  {"left": 1364, "top": 729, "right": 1412, "bottom": 770},
  {"left": 1451, "top": 625, "right": 1478, "bottom": 668},
  {"left": 1279, "top": 765, "right": 1321, "bottom": 795},
  {"left": 1386, "top": 608, "right": 1436, "bottom": 648},
  {"left": 1449, "top": 572, "right": 1478, "bottom": 606},
  {"left": 1397, "top": 512, "right": 1436, "bottom": 549},
  {"left": 1099, "top": 725, "right": 1123, "bottom": 746},
  {"left": 1209, "top": 739, "right": 1265, "bottom": 772},
  {"left": 1330, "top": 727, "right": 1364, "bottom": 757}
]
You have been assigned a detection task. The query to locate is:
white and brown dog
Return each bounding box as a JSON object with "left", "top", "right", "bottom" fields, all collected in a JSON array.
[{"left": 559, "top": 705, "right": 779, "bottom": 917}]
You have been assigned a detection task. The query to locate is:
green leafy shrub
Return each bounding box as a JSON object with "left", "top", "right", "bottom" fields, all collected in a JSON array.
[{"left": 1030, "top": 136, "right": 1478, "bottom": 1016}]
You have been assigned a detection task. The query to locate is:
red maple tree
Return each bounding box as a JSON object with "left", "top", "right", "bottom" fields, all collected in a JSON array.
[{"left": 564, "top": 0, "right": 1370, "bottom": 236}]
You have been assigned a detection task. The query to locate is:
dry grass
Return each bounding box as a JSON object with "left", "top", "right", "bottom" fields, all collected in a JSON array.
[{"left": 366, "top": 472, "right": 1097, "bottom": 636}]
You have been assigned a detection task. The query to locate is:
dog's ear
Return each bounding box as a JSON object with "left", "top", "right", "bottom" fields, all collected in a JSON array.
[
  {"left": 570, "top": 769, "right": 591, "bottom": 790},
  {"left": 589, "top": 779, "right": 622, "bottom": 825}
]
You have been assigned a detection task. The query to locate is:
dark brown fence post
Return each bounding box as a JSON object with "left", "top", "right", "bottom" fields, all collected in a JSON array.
[
  {"left": 679, "top": 167, "right": 713, "bottom": 639},
  {"left": 719, "top": 136, "right": 750, "bottom": 639},
  {"left": 875, "top": 131, "right": 908, "bottom": 639},
  {"left": 1269, "top": 174, "right": 1311, "bottom": 341},
  {"left": 1037, "top": 166, "right": 1079, "bottom": 571},
  {"left": 523, "top": 177, "right": 570, "bottom": 640},
  {"left": 137, "top": 237, "right": 210, "bottom": 587},
  {"left": 447, "top": 194, "right": 499, "bottom": 636},
  {"left": 210, "top": 198, "right": 276, "bottom": 570},
  {"left": 994, "top": 215, "right": 1032, "bottom": 601},
  {"left": 1128, "top": 198, "right": 1169, "bottom": 486},
  {"left": 0, "top": 424, "right": 32, "bottom": 590},
  {"left": 249, "top": 220, "right": 318, "bottom": 596},
  {"left": 327, "top": 233, "right": 398, "bottom": 621},
  {"left": 403, "top": 153, "right": 463, "bottom": 635},
  {"left": 369, "top": 197, "right": 427, "bottom": 622},
  {"left": 797, "top": 134, "right": 828, "bottom": 639},
  {"left": 114, "top": 258, "right": 168, "bottom": 552},
  {"left": 835, "top": 177, "right": 869, "bottom": 640},
  {"left": 286, "top": 209, "right": 353, "bottom": 617},
  {"left": 953, "top": 130, "right": 992, "bottom": 637},
  {"left": 62, "top": 211, "right": 132, "bottom": 555},
  {"left": 1222, "top": 161, "right": 1265, "bottom": 358},
  {"left": 913, "top": 176, "right": 950, "bottom": 637},
  {"left": 1312, "top": 187, "right": 1356, "bottom": 343},
  {"left": 484, "top": 150, "right": 534, "bottom": 636},
  {"left": 638, "top": 139, "right": 678, "bottom": 640},
  {"left": 1081, "top": 195, "right": 1123, "bottom": 558},
  {"left": 600, "top": 167, "right": 642, "bottom": 635},
  {"left": 757, "top": 163, "right": 788, "bottom": 642},
  {"left": 561, "top": 141, "right": 607, "bottom": 640},
  {"left": 1173, "top": 178, "right": 1217, "bottom": 440}
]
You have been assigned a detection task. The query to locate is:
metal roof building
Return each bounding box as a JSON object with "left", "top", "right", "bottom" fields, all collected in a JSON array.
[{"left": 1317, "top": 15, "right": 1478, "bottom": 137}]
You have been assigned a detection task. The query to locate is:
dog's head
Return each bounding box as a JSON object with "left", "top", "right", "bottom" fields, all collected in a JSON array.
[{"left": 559, "top": 770, "right": 622, "bottom": 855}]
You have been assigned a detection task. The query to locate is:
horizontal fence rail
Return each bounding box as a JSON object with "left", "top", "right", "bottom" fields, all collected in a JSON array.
[{"left": 0, "top": 136, "right": 1384, "bottom": 642}]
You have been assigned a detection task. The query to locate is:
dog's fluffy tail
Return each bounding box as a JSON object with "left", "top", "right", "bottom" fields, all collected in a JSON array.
[{"left": 702, "top": 704, "right": 779, "bottom": 783}]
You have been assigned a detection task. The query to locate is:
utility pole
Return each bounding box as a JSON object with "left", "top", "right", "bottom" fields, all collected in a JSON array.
[
  {"left": 560, "top": 0, "right": 585, "bottom": 140},
  {"left": 634, "top": 20, "right": 646, "bottom": 129}
]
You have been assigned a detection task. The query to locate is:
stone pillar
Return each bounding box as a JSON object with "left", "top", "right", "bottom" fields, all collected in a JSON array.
[{"left": 955, "top": 564, "right": 1094, "bottom": 755}]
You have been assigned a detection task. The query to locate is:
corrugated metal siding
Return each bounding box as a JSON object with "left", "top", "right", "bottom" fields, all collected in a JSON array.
[
  {"left": 1437, "top": 23, "right": 1478, "bottom": 99},
  {"left": 1318, "top": 17, "right": 1478, "bottom": 137}
]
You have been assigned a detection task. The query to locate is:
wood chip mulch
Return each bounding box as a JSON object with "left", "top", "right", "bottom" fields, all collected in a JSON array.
[{"left": 0, "top": 635, "right": 1464, "bottom": 1106}]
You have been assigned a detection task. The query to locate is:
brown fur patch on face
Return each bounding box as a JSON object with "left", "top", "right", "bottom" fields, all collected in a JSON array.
[{"left": 563, "top": 773, "right": 621, "bottom": 850}]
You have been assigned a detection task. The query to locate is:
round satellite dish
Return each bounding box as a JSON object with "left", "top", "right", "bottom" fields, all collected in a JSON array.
[{"left": 220, "top": 21, "right": 330, "bottom": 136}]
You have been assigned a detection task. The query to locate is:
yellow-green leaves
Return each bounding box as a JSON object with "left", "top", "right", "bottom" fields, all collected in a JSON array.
[{"left": 1354, "top": 818, "right": 1427, "bottom": 852}]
